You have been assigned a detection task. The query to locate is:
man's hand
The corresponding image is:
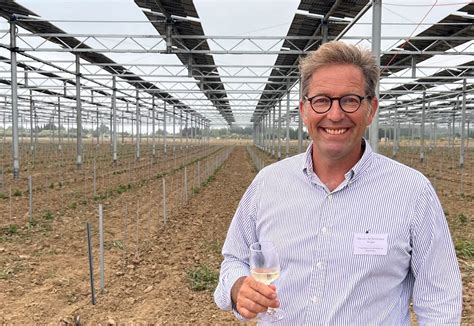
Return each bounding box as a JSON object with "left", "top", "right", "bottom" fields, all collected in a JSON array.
[{"left": 230, "top": 276, "right": 280, "bottom": 319}]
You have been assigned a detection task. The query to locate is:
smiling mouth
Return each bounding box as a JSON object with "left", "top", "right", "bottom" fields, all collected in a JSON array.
[{"left": 322, "top": 128, "right": 349, "bottom": 135}]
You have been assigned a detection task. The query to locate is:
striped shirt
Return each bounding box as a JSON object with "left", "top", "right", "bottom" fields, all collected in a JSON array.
[{"left": 214, "top": 139, "right": 462, "bottom": 325}]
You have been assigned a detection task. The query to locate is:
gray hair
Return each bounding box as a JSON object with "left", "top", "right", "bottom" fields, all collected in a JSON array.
[{"left": 299, "top": 41, "right": 380, "bottom": 99}]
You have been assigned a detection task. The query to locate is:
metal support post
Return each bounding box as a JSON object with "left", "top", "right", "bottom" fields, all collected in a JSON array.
[
  {"left": 121, "top": 112, "right": 124, "bottom": 144},
  {"left": 112, "top": 76, "right": 117, "bottom": 163},
  {"left": 392, "top": 106, "right": 398, "bottom": 157},
  {"left": 452, "top": 110, "right": 456, "bottom": 149},
  {"left": 190, "top": 115, "right": 194, "bottom": 145},
  {"left": 321, "top": 20, "right": 328, "bottom": 44},
  {"left": 198, "top": 118, "right": 202, "bottom": 145},
  {"left": 271, "top": 107, "right": 276, "bottom": 157},
  {"left": 146, "top": 113, "right": 149, "bottom": 145},
  {"left": 298, "top": 78, "right": 303, "bottom": 153},
  {"left": 255, "top": 122, "right": 259, "bottom": 148},
  {"left": 96, "top": 107, "right": 99, "bottom": 146},
  {"left": 194, "top": 115, "right": 197, "bottom": 145},
  {"left": 259, "top": 120, "right": 262, "bottom": 149},
  {"left": 264, "top": 117, "right": 267, "bottom": 151},
  {"left": 29, "top": 90, "right": 34, "bottom": 152},
  {"left": 185, "top": 112, "right": 189, "bottom": 149},
  {"left": 460, "top": 79, "right": 466, "bottom": 168},
  {"left": 172, "top": 106, "right": 176, "bottom": 154},
  {"left": 179, "top": 110, "right": 183, "bottom": 149},
  {"left": 196, "top": 117, "right": 200, "bottom": 146},
  {"left": 263, "top": 115, "right": 267, "bottom": 152},
  {"left": 467, "top": 122, "right": 470, "bottom": 149},
  {"left": 429, "top": 118, "right": 433, "bottom": 150},
  {"left": 420, "top": 91, "right": 426, "bottom": 163},
  {"left": 57, "top": 97, "right": 62, "bottom": 151},
  {"left": 109, "top": 113, "right": 112, "bottom": 147},
  {"left": 278, "top": 100, "right": 282, "bottom": 160},
  {"left": 10, "top": 18, "right": 20, "bottom": 178},
  {"left": 267, "top": 114, "right": 271, "bottom": 153},
  {"left": 75, "top": 54, "right": 83, "bottom": 169},
  {"left": 157, "top": 117, "right": 160, "bottom": 149},
  {"left": 252, "top": 123, "right": 256, "bottom": 146},
  {"left": 152, "top": 97, "right": 156, "bottom": 158},
  {"left": 136, "top": 89, "right": 140, "bottom": 160},
  {"left": 369, "top": 0, "right": 382, "bottom": 153},
  {"left": 163, "top": 101, "right": 167, "bottom": 156},
  {"left": 286, "top": 89, "right": 290, "bottom": 157}
]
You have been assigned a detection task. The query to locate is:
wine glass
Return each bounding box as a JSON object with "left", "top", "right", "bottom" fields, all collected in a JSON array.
[{"left": 250, "top": 241, "right": 284, "bottom": 321}]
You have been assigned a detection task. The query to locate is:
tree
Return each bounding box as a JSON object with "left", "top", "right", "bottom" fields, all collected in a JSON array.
[{"left": 93, "top": 123, "right": 110, "bottom": 137}]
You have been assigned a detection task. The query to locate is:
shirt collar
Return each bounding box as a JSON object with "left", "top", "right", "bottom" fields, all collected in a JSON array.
[
  {"left": 302, "top": 138, "right": 373, "bottom": 182},
  {"left": 302, "top": 142, "right": 314, "bottom": 176}
]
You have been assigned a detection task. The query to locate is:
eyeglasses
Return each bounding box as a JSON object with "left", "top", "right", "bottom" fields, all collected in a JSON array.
[{"left": 304, "top": 94, "right": 370, "bottom": 114}]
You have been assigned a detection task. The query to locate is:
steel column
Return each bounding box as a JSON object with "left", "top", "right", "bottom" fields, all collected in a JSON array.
[
  {"left": 190, "top": 114, "right": 194, "bottom": 146},
  {"left": 185, "top": 112, "right": 189, "bottom": 149},
  {"left": 57, "top": 97, "right": 61, "bottom": 151},
  {"left": 369, "top": 0, "right": 382, "bottom": 153},
  {"left": 10, "top": 19, "right": 20, "bottom": 178},
  {"left": 96, "top": 107, "right": 99, "bottom": 146},
  {"left": 152, "top": 97, "right": 156, "bottom": 158},
  {"left": 75, "top": 54, "right": 83, "bottom": 169},
  {"left": 264, "top": 114, "right": 267, "bottom": 152},
  {"left": 420, "top": 91, "right": 426, "bottom": 163},
  {"left": 179, "top": 109, "right": 183, "bottom": 150},
  {"left": 298, "top": 78, "right": 303, "bottom": 153},
  {"left": 172, "top": 106, "right": 176, "bottom": 154},
  {"left": 322, "top": 20, "right": 328, "bottom": 44},
  {"left": 112, "top": 76, "right": 117, "bottom": 163},
  {"left": 121, "top": 112, "right": 124, "bottom": 144},
  {"left": 271, "top": 107, "right": 275, "bottom": 157},
  {"left": 278, "top": 100, "right": 282, "bottom": 160},
  {"left": 29, "top": 90, "right": 34, "bottom": 152},
  {"left": 163, "top": 101, "right": 167, "bottom": 155},
  {"left": 286, "top": 89, "right": 290, "bottom": 157},
  {"left": 136, "top": 89, "right": 140, "bottom": 160},
  {"left": 460, "top": 79, "right": 466, "bottom": 168},
  {"left": 392, "top": 106, "right": 398, "bottom": 157}
]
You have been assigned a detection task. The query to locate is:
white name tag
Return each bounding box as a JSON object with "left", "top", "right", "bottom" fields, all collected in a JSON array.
[{"left": 353, "top": 233, "right": 388, "bottom": 256}]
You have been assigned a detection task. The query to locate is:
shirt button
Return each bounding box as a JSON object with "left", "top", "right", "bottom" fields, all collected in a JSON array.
[
  {"left": 311, "top": 296, "right": 320, "bottom": 304},
  {"left": 321, "top": 227, "right": 327, "bottom": 234},
  {"left": 327, "top": 194, "right": 333, "bottom": 201},
  {"left": 316, "top": 262, "right": 324, "bottom": 270}
]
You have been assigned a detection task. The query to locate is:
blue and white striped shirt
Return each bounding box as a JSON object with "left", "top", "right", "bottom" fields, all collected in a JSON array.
[{"left": 214, "top": 140, "right": 462, "bottom": 325}]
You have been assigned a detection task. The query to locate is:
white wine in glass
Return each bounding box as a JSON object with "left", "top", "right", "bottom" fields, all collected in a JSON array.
[
  {"left": 250, "top": 241, "right": 284, "bottom": 321},
  {"left": 251, "top": 268, "right": 280, "bottom": 285}
]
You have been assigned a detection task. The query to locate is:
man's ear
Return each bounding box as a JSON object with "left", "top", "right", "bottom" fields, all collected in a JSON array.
[
  {"left": 300, "top": 100, "right": 308, "bottom": 125},
  {"left": 367, "top": 97, "right": 379, "bottom": 124}
]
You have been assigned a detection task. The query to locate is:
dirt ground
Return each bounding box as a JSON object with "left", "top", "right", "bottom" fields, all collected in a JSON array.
[
  {"left": 0, "top": 145, "right": 473, "bottom": 324},
  {"left": 0, "top": 145, "right": 252, "bottom": 324}
]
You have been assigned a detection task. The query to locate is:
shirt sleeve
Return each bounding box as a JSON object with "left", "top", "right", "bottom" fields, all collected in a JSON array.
[
  {"left": 213, "top": 174, "right": 260, "bottom": 319},
  {"left": 410, "top": 181, "right": 463, "bottom": 325}
]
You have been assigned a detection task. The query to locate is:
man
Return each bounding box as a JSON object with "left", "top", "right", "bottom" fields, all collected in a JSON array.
[{"left": 214, "top": 41, "right": 462, "bottom": 324}]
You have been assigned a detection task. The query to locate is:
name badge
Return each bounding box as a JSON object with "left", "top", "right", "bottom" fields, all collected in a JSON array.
[{"left": 353, "top": 233, "right": 388, "bottom": 256}]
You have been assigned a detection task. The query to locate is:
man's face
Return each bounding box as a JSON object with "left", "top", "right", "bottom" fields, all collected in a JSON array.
[{"left": 300, "top": 64, "right": 378, "bottom": 163}]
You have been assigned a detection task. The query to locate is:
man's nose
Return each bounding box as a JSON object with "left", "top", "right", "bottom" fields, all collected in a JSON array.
[{"left": 326, "top": 99, "right": 345, "bottom": 121}]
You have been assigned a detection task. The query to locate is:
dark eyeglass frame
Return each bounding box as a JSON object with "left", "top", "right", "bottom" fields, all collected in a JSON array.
[{"left": 304, "top": 94, "right": 371, "bottom": 114}]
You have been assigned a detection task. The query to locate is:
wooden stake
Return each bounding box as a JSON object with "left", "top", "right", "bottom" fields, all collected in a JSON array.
[{"left": 86, "top": 222, "right": 96, "bottom": 305}]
